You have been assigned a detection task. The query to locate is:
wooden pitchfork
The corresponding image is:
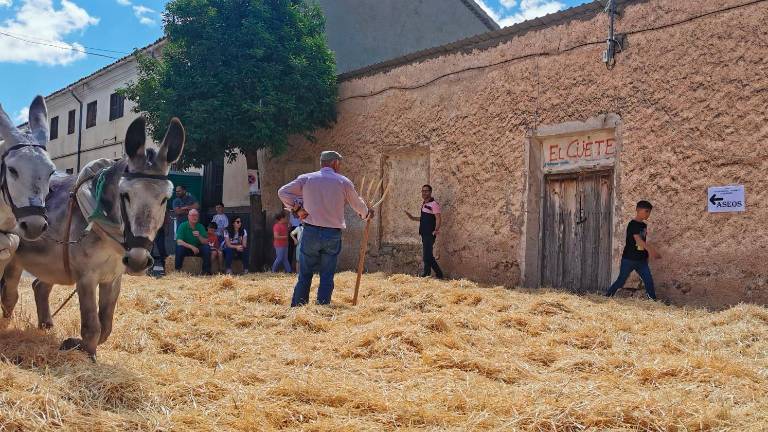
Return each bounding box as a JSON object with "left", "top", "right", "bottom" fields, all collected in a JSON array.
[{"left": 352, "top": 175, "right": 390, "bottom": 305}]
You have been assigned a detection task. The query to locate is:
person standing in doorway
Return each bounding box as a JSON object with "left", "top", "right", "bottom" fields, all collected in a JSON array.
[
  {"left": 172, "top": 185, "right": 199, "bottom": 224},
  {"left": 271, "top": 212, "right": 292, "bottom": 273},
  {"left": 405, "top": 184, "right": 444, "bottom": 279},
  {"left": 605, "top": 200, "right": 661, "bottom": 300},
  {"left": 278, "top": 151, "right": 372, "bottom": 307}
]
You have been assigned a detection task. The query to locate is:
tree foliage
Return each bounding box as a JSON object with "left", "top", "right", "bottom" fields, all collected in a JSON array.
[{"left": 123, "top": 0, "right": 338, "bottom": 168}]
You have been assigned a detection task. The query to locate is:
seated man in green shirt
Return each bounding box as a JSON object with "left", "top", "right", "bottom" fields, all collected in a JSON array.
[{"left": 175, "top": 209, "right": 212, "bottom": 275}]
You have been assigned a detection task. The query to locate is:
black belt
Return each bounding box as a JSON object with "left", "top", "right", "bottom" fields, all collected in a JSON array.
[{"left": 304, "top": 223, "right": 341, "bottom": 231}]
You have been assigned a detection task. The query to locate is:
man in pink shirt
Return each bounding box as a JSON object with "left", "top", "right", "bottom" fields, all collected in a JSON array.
[
  {"left": 278, "top": 151, "right": 372, "bottom": 306},
  {"left": 404, "top": 184, "right": 444, "bottom": 279}
]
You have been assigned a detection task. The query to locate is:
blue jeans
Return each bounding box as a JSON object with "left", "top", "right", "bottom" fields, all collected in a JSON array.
[
  {"left": 291, "top": 225, "right": 342, "bottom": 307},
  {"left": 154, "top": 225, "right": 167, "bottom": 265},
  {"left": 272, "top": 247, "right": 292, "bottom": 272},
  {"left": 224, "top": 246, "right": 250, "bottom": 271},
  {"left": 605, "top": 258, "right": 656, "bottom": 299},
  {"left": 175, "top": 244, "right": 211, "bottom": 274}
]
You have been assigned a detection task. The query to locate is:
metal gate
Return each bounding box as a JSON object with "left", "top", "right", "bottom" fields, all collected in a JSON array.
[{"left": 541, "top": 171, "right": 613, "bottom": 293}]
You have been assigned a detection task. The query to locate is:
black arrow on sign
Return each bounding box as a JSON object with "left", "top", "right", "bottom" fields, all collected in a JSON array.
[{"left": 709, "top": 194, "right": 724, "bottom": 205}]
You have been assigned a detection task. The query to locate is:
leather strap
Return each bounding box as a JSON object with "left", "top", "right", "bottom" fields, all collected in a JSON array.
[
  {"left": 62, "top": 192, "right": 77, "bottom": 284},
  {"left": 0, "top": 144, "right": 48, "bottom": 220}
]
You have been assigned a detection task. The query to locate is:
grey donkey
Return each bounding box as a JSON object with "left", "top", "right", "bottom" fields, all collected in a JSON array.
[
  {"left": 1, "top": 116, "right": 184, "bottom": 359},
  {"left": 0, "top": 96, "right": 56, "bottom": 290}
]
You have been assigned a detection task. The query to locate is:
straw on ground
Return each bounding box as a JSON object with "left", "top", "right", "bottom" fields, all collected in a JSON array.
[{"left": 0, "top": 272, "right": 766, "bottom": 431}]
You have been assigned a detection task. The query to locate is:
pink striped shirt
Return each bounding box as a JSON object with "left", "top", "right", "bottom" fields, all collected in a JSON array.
[{"left": 278, "top": 167, "right": 368, "bottom": 229}]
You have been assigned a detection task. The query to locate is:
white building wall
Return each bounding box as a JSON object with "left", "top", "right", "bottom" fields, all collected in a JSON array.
[
  {"left": 46, "top": 60, "right": 142, "bottom": 172},
  {"left": 44, "top": 44, "right": 207, "bottom": 189}
]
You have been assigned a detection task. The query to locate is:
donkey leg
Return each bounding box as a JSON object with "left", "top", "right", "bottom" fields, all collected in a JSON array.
[
  {"left": 97, "top": 275, "right": 121, "bottom": 345},
  {"left": 1, "top": 261, "right": 22, "bottom": 318},
  {"left": 32, "top": 279, "right": 55, "bottom": 329},
  {"left": 60, "top": 278, "right": 100, "bottom": 359}
]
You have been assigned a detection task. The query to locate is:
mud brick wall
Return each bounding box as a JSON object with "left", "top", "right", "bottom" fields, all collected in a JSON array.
[{"left": 262, "top": 0, "right": 768, "bottom": 308}]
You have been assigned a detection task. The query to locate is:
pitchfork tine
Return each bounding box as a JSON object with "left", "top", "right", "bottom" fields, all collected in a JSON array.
[
  {"left": 365, "top": 177, "right": 377, "bottom": 201},
  {"left": 373, "top": 178, "right": 383, "bottom": 199},
  {"left": 371, "top": 183, "right": 390, "bottom": 208}
]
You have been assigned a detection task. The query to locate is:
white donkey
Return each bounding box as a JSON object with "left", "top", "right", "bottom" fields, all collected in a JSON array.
[
  {"left": 0, "top": 96, "right": 57, "bottom": 314},
  {"left": 2, "top": 116, "right": 184, "bottom": 359}
]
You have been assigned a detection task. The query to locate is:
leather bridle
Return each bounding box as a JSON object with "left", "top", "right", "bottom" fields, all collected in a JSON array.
[{"left": 0, "top": 143, "right": 48, "bottom": 220}]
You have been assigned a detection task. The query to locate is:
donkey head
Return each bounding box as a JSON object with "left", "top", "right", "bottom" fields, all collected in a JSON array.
[
  {"left": 0, "top": 96, "right": 56, "bottom": 240},
  {"left": 111, "top": 116, "right": 184, "bottom": 274}
]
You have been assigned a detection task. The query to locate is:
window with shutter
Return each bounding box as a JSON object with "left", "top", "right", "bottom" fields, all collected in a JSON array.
[
  {"left": 109, "top": 93, "right": 125, "bottom": 121},
  {"left": 67, "top": 109, "right": 76, "bottom": 135},
  {"left": 49, "top": 116, "right": 59, "bottom": 140},
  {"left": 86, "top": 101, "right": 97, "bottom": 128}
]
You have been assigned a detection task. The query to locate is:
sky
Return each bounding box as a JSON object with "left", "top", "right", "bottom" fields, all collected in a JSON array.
[{"left": 0, "top": 0, "right": 589, "bottom": 125}]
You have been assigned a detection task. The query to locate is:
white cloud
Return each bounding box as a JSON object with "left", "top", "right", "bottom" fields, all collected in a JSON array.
[
  {"left": 117, "top": 0, "right": 158, "bottom": 25},
  {"left": 132, "top": 4, "right": 157, "bottom": 26},
  {"left": 0, "top": 0, "right": 13, "bottom": 8},
  {"left": 0, "top": 0, "right": 99, "bottom": 65},
  {"left": 475, "top": 0, "right": 565, "bottom": 27},
  {"left": 14, "top": 107, "right": 29, "bottom": 125}
]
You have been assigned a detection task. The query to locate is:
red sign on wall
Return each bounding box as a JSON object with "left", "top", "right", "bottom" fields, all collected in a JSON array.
[{"left": 542, "top": 130, "right": 616, "bottom": 173}]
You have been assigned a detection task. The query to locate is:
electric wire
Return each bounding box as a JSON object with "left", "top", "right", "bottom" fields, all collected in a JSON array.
[
  {"left": 0, "top": 30, "right": 131, "bottom": 55},
  {"left": 0, "top": 31, "right": 122, "bottom": 60},
  {"left": 339, "top": 0, "right": 768, "bottom": 102}
]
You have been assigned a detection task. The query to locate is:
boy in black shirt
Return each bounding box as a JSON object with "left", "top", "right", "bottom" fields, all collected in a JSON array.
[{"left": 605, "top": 200, "right": 661, "bottom": 299}]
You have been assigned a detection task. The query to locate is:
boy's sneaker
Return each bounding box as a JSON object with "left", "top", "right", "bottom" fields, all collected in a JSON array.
[
  {"left": 150, "top": 264, "right": 165, "bottom": 278},
  {"left": 226, "top": 269, "right": 233, "bottom": 275},
  {"left": 243, "top": 270, "right": 249, "bottom": 275}
]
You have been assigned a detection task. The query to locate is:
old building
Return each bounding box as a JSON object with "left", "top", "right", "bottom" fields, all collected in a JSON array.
[
  {"left": 39, "top": 0, "right": 498, "bottom": 209},
  {"left": 259, "top": 0, "right": 768, "bottom": 308}
]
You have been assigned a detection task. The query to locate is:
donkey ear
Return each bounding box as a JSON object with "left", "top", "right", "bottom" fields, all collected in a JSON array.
[
  {"left": 125, "top": 117, "right": 147, "bottom": 159},
  {"left": 28, "top": 96, "right": 49, "bottom": 146},
  {"left": 0, "top": 103, "right": 22, "bottom": 145},
  {"left": 158, "top": 118, "right": 185, "bottom": 164}
]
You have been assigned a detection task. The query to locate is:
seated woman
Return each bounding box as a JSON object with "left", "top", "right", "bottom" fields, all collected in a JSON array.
[{"left": 223, "top": 217, "right": 249, "bottom": 274}]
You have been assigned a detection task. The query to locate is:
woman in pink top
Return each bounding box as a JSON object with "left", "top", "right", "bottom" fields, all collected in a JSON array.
[{"left": 271, "top": 212, "right": 292, "bottom": 272}]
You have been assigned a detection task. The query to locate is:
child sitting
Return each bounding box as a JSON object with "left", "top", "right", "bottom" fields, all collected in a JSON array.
[{"left": 207, "top": 222, "right": 223, "bottom": 272}]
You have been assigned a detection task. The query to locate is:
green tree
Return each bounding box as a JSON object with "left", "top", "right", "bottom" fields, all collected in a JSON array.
[{"left": 123, "top": 0, "right": 337, "bottom": 270}]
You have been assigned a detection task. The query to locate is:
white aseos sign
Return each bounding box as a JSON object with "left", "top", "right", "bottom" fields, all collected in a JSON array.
[{"left": 707, "top": 185, "right": 745, "bottom": 213}]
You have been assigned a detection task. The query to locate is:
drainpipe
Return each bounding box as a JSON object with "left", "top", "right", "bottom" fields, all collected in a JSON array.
[{"left": 70, "top": 88, "right": 84, "bottom": 172}]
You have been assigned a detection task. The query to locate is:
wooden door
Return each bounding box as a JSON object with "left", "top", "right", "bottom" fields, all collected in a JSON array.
[{"left": 541, "top": 171, "right": 613, "bottom": 293}]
